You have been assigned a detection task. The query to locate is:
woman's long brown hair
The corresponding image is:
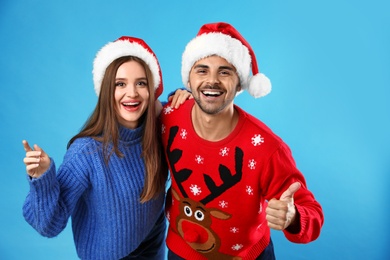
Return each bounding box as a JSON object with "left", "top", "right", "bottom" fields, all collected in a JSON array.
[{"left": 68, "top": 56, "right": 167, "bottom": 202}]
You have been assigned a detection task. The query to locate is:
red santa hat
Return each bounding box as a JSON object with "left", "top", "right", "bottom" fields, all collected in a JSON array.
[
  {"left": 181, "top": 22, "right": 271, "bottom": 98},
  {"left": 93, "top": 36, "right": 163, "bottom": 98}
]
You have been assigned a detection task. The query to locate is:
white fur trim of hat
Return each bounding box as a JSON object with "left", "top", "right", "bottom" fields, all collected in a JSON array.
[
  {"left": 92, "top": 36, "right": 163, "bottom": 98},
  {"left": 181, "top": 22, "right": 271, "bottom": 98}
]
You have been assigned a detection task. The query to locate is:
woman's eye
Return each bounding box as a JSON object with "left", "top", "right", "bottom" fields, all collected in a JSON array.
[
  {"left": 115, "top": 82, "right": 125, "bottom": 87},
  {"left": 137, "top": 81, "right": 148, "bottom": 87}
]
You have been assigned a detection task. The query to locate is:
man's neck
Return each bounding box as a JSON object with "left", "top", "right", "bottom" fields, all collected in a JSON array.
[{"left": 191, "top": 104, "right": 239, "bottom": 142}]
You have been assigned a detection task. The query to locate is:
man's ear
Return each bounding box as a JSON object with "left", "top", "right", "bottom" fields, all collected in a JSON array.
[{"left": 187, "top": 82, "right": 191, "bottom": 89}]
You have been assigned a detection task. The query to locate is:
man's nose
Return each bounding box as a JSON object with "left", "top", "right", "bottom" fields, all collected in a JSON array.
[{"left": 206, "top": 73, "right": 220, "bottom": 85}]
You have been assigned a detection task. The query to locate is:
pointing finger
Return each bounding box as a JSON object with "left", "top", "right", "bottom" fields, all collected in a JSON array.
[{"left": 22, "top": 140, "right": 33, "bottom": 152}]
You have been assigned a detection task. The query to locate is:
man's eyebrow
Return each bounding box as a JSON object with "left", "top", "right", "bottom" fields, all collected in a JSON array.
[
  {"left": 193, "top": 64, "right": 235, "bottom": 71},
  {"left": 218, "top": 66, "right": 235, "bottom": 71},
  {"left": 193, "top": 64, "right": 209, "bottom": 69}
]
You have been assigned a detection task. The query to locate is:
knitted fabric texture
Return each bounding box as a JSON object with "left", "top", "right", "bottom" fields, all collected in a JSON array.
[
  {"left": 160, "top": 99, "right": 323, "bottom": 259},
  {"left": 23, "top": 125, "right": 165, "bottom": 260}
]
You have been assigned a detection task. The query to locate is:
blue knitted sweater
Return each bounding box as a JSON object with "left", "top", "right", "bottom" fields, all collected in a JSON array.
[{"left": 23, "top": 125, "right": 165, "bottom": 260}]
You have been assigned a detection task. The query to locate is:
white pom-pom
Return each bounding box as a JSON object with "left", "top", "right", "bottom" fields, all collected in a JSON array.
[{"left": 247, "top": 73, "right": 272, "bottom": 98}]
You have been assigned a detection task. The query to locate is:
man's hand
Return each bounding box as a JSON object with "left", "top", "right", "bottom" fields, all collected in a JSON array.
[{"left": 266, "top": 182, "right": 301, "bottom": 230}]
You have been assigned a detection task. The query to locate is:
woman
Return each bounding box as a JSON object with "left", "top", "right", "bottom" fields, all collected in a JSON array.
[{"left": 22, "top": 36, "right": 168, "bottom": 260}]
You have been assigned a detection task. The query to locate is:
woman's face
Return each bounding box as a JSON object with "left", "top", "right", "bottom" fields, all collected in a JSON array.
[{"left": 114, "top": 60, "right": 150, "bottom": 129}]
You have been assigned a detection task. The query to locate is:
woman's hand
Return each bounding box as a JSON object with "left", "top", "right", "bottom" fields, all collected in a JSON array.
[
  {"left": 22, "top": 140, "right": 50, "bottom": 178},
  {"left": 168, "top": 89, "right": 193, "bottom": 109}
]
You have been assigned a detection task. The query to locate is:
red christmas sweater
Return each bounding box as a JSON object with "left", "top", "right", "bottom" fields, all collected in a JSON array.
[{"left": 160, "top": 99, "right": 324, "bottom": 260}]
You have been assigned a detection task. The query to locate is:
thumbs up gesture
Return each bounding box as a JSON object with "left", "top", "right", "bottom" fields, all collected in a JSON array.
[
  {"left": 266, "top": 182, "right": 301, "bottom": 230},
  {"left": 22, "top": 140, "right": 50, "bottom": 178}
]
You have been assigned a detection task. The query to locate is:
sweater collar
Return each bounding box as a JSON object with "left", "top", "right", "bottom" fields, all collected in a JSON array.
[{"left": 118, "top": 123, "right": 144, "bottom": 142}]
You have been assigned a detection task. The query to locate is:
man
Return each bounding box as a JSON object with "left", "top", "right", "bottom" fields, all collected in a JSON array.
[{"left": 161, "top": 22, "right": 324, "bottom": 260}]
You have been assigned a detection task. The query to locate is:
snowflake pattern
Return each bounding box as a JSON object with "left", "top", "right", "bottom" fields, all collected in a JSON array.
[
  {"left": 161, "top": 124, "right": 166, "bottom": 134},
  {"left": 189, "top": 184, "right": 202, "bottom": 196},
  {"left": 163, "top": 106, "right": 174, "bottom": 115},
  {"left": 230, "top": 227, "right": 239, "bottom": 234},
  {"left": 248, "top": 159, "right": 256, "bottom": 170},
  {"left": 219, "top": 200, "right": 228, "bottom": 208},
  {"left": 219, "top": 147, "right": 230, "bottom": 157},
  {"left": 195, "top": 155, "right": 204, "bottom": 164},
  {"left": 251, "top": 134, "right": 264, "bottom": 146},
  {"left": 246, "top": 185, "right": 254, "bottom": 195},
  {"left": 231, "top": 244, "right": 243, "bottom": 251},
  {"left": 180, "top": 129, "right": 188, "bottom": 139}
]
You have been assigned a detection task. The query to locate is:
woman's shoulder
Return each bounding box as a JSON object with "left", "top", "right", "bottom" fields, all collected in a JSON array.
[
  {"left": 70, "top": 136, "right": 98, "bottom": 148},
  {"left": 65, "top": 137, "right": 101, "bottom": 160}
]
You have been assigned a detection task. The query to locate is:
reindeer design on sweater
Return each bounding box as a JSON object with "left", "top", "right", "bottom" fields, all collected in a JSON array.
[{"left": 166, "top": 126, "right": 243, "bottom": 260}]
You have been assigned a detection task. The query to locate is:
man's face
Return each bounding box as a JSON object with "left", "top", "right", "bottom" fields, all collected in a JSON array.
[{"left": 188, "top": 55, "right": 241, "bottom": 115}]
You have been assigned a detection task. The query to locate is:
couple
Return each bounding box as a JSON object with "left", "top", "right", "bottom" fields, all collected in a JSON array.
[{"left": 22, "top": 22, "right": 324, "bottom": 260}]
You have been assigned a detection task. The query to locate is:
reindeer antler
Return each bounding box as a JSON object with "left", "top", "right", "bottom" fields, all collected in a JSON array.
[
  {"left": 167, "top": 126, "right": 244, "bottom": 203},
  {"left": 167, "top": 126, "right": 192, "bottom": 197},
  {"left": 201, "top": 147, "right": 243, "bottom": 205}
]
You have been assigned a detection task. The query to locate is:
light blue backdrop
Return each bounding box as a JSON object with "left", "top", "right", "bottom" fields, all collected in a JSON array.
[{"left": 1, "top": 0, "right": 389, "bottom": 259}]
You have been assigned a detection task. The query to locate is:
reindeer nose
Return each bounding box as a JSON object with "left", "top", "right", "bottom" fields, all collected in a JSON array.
[
  {"left": 182, "top": 221, "right": 208, "bottom": 243},
  {"left": 184, "top": 229, "right": 199, "bottom": 243}
]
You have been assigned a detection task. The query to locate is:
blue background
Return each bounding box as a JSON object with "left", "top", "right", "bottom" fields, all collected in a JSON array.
[{"left": 1, "top": 0, "right": 389, "bottom": 259}]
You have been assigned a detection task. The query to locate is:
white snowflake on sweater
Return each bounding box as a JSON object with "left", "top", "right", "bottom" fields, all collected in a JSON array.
[
  {"left": 163, "top": 106, "right": 174, "bottom": 115},
  {"left": 219, "top": 147, "right": 230, "bottom": 157},
  {"left": 248, "top": 159, "right": 256, "bottom": 170},
  {"left": 219, "top": 200, "right": 228, "bottom": 208},
  {"left": 190, "top": 184, "right": 202, "bottom": 196},
  {"left": 195, "top": 155, "right": 204, "bottom": 164},
  {"left": 251, "top": 134, "right": 264, "bottom": 146},
  {"left": 161, "top": 124, "right": 166, "bottom": 134},
  {"left": 231, "top": 244, "right": 243, "bottom": 251},
  {"left": 230, "top": 227, "right": 239, "bottom": 233},
  {"left": 180, "top": 129, "right": 187, "bottom": 139},
  {"left": 246, "top": 185, "right": 254, "bottom": 195}
]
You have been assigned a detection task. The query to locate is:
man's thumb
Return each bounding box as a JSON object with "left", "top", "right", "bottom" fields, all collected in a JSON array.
[{"left": 280, "top": 182, "right": 301, "bottom": 201}]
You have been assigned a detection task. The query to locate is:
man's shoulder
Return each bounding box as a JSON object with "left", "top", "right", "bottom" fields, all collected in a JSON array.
[{"left": 161, "top": 99, "right": 193, "bottom": 119}]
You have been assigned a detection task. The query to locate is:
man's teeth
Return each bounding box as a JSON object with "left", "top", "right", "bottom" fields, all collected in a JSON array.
[{"left": 202, "top": 91, "right": 222, "bottom": 96}]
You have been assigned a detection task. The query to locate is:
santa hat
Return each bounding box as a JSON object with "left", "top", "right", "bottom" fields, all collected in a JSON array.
[
  {"left": 181, "top": 22, "right": 271, "bottom": 98},
  {"left": 93, "top": 36, "right": 163, "bottom": 98}
]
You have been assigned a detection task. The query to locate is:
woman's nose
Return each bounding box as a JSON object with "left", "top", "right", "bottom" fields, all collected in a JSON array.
[{"left": 126, "top": 85, "right": 139, "bottom": 97}]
